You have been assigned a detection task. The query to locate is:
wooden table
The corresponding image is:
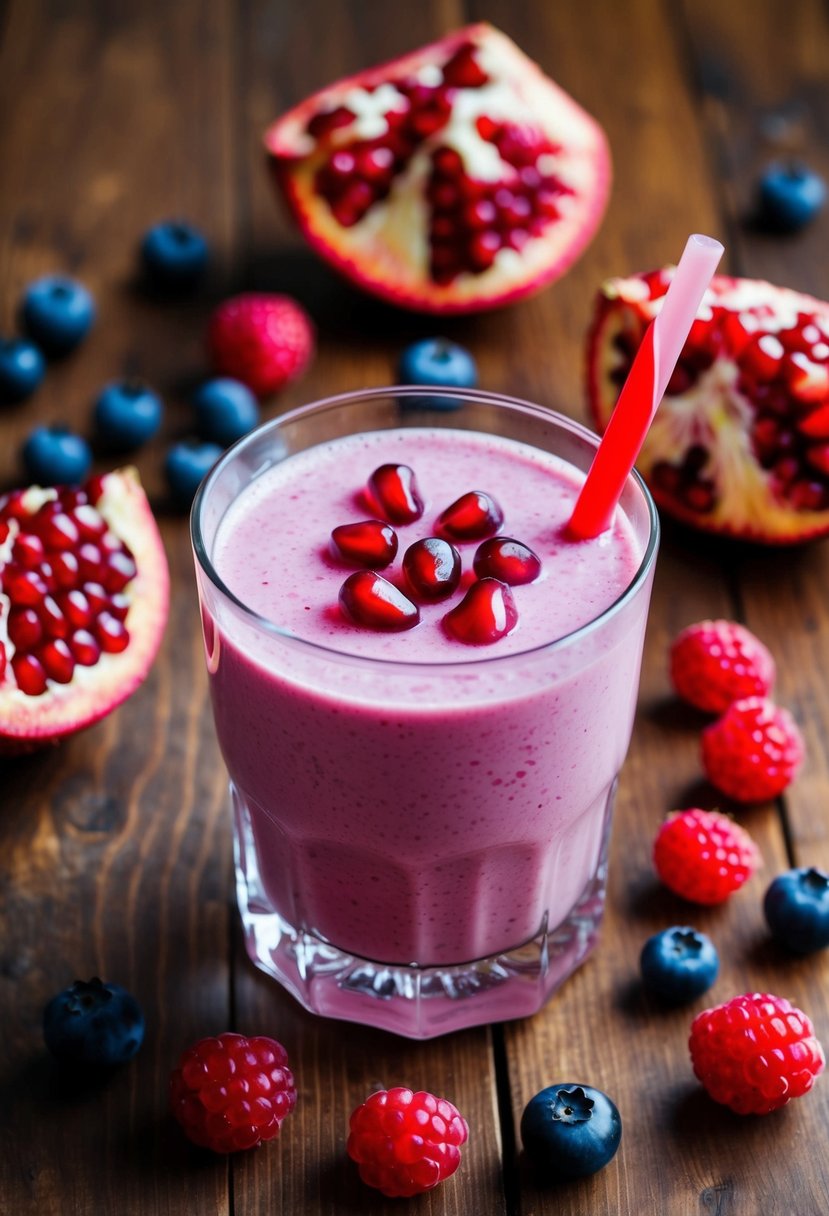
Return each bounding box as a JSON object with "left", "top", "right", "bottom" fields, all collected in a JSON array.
[{"left": 3, "top": 1, "right": 829, "bottom": 1212}]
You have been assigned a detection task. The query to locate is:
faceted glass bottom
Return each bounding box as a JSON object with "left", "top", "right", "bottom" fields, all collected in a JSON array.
[{"left": 232, "top": 781, "right": 615, "bottom": 1039}]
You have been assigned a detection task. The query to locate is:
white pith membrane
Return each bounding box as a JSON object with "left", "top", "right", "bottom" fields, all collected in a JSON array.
[
  {"left": 267, "top": 25, "right": 610, "bottom": 309},
  {"left": 0, "top": 469, "right": 169, "bottom": 744},
  {"left": 593, "top": 273, "right": 829, "bottom": 541}
]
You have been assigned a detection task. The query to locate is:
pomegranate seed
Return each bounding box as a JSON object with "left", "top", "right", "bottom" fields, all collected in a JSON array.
[
  {"left": 331, "top": 519, "right": 398, "bottom": 568},
  {"left": 798, "top": 403, "right": 829, "bottom": 439},
  {"left": 739, "top": 333, "right": 784, "bottom": 380},
  {"left": 83, "top": 582, "right": 109, "bottom": 613},
  {"left": 3, "top": 566, "right": 48, "bottom": 607},
  {"left": 38, "top": 639, "right": 74, "bottom": 684},
  {"left": 402, "top": 537, "right": 461, "bottom": 600},
  {"left": 96, "top": 612, "right": 130, "bottom": 653},
  {"left": 534, "top": 191, "right": 561, "bottom": 220},
  {"left": 37, "top": 511, "right": 80, "bottom": 551},
  {"left": 504, "top": 228, "right": 530, "bottom": 252},
  {"left": 473, "top": 537, "right": 541, "bottom": 585},
  {"left": 338, "top": 571, "right": 420, "bottom": 632},
  {"left": 329, "top": 150, "right": 356, "bottom": 178},
  {"left": 774, "top": 456, "right": 800, "bottom": 486},
  {"left": 432, "top": 146, "right": 463, "bottom": 177},
  {"left": 0, "top": 521, "right": 8, "bottom": 545},
  {"left": 408, "top": 100, "right": 451, "bottom": 139},
  {"left": 107, "top": 593, "right": 130, "bottom": 621},
  {"left": 791, "top": 480, "right": 828, "bottom": 510},
  {"left": 431, "top": 215, "right": 455, "bottom": 240},
  {"left": 519, "top": 165, "right": 542, "bottom": 191},
  {"left": 58, "top": 589, "right": 92, "bottom": 629},
  {"left": 429, "top": 180, "right": 459, "bottom": 211},
  {"left": 78, "top": 543, "right": 103, "bottom": 581},
  {"left": 69, "top": 629, "right": 101, "bottom": 666},
  {"left": 720, "top": 312, "right": 756, "bottom": 357},
  {"left": 39, "top": 561, "right": 56, "bottom": 591},
  {"left": 59, "top": 487, "right": 87, "bottom": 510},
  {"left": 468, "top": 230, "right": 500, "bottom": 269},
  {"left": 367, "top": 464, "right": 424, "bottom": 524},
  {"left": 463, "top": 199, "right": 497, "bottom": 230},
  {"left": 442, "top": 43, "right": 488, "bottom": 88},
  {"left": 103, "top": 551, "right": 137, "bottom": 592},
  {"left": 437, "top": 490, "right": 504, "bottom": 541},
  {"left": 38, "top": 595, "right": 69, "bottom": 639},
  {"left": 12, "top": 652, "right": 47, "bottom": 696},
  {"left": 85, "top": 474, "right": 107, "bottom": 504},
  {"left": 476, "top": 115, "right": 500, "bottom": 141},
  {"left": 100, "top": 531, "right": 126, "bottom": 556},
  {"left": 7, "top": 607, "right": 43, "bottom": 650},
  {"left": 307, "top": 104, "right": 354, "bottom": 139},
  {"left": 784, "top": 352, "right": 829, "bottom": 403},
  {"left": 74, "top": 503, "right": 107, "bottom": 539},
  {"left": 356, "top": 145, "right": 394, "bottom": 181},
  {"left": 806, "top": 445, "right": 829, "bottom": 476},
  {"left": 443, "top": 578, "right": 518, "bottom": 645},
  {"left": 51, "top": 550, "right": 80, "bottom": 588},
  {"left": 12, "top": 533, "right": 46, "bottom": 568}
]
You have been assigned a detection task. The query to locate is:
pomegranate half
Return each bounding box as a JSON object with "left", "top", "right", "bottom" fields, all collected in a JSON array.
[
  {"left": 588, "top": 271, "right": 829, "bottom": 543},
  {"left": 265, "top": 23, "right": 610, "bottom": 314},
  {"left": 0, "top": 468, "right": 169, "bottom": 751}
]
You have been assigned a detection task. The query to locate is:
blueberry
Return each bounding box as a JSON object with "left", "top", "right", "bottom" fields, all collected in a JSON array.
[
  {"left": 165, "top": 439, "right": 223, "bottom": 507},
  {"left": 43, "top": 977, "right": 145, "bottom": 1067},
  {"left": 94, "top": 380, "right": 163, "bottom": 451},
  {"left": 757, "top": 163, "right": 827, "bottom": 233},
  {"left": 140, "top": 220, "right": 209, "bottom": 288},
  {"left": 194, "top": 377, "right": 260, "bottom": 447},
  {"left": 764, "top": 866, "right": 829, "bottom": 953},
  {"left": 22, "top": 425, "right": 92, "bottom": 484},
  {"left": 521, "top": 1083, "right": 622, "bottom": 1180},
  {"left": 21, "top": 275, "right": 96, "bottom": 355},
  {"left": 397, "top": 337, "right": 478, "bottom": 411},
  {"left": 0, "top": 338, "right": 45, "bottom": 404},
  {"left": 640, "top": 925, "right": 719, "bottom": 1003}
]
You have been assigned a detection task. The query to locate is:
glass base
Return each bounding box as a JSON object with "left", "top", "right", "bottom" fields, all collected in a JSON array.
[{"left": 232, "top": 783, "right": 614, "bottom": 1039}]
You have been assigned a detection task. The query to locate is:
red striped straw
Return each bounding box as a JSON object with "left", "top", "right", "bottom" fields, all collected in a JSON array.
[{"left": 567, "top": 233, "right": 724, "bottom": 540}]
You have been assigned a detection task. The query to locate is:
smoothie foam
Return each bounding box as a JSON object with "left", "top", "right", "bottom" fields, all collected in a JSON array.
[{"left": 206, "top": 427, "right": 649, "bottom": 968}]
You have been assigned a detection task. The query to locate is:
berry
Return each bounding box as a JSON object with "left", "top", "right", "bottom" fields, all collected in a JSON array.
[
  {"left": 436, "top": 490, "right": 504, "bottom": 541},
  {"left": 396, "top": 337, "right": 478, "bottom": 411},
  {"left": 346, "top": 1087, "right": 468, "bottom": 1198},
  {"left": 165, "top": 440, "right": 223, "bottom": 507},
  {"left": 652, "top": 808, "right": 761, "bottom": 905},
  {"left": 169, "top": 1032, "right": 296, "bottom": 1153},
  {"left": 339, "top": 570, "right": 420, "bottom": 631},
  {"left": 21, "top": 275, "right": 95, "bottom": 355},
  {"left": 43, "top": 977, "right": 144, "bottom": 1067},
  {"left": 140, "top": 219, "right": 209, "bottom": 288},
  {"left": 0, "top": 338, "right": 45, "bottom": 404},
  {"left": 208, "top": 293, "right": 314, "bottom": 397},
  {"left": 764, "top": 866, "right": 829, "bottom": 953},
  {"left": 22, "top": 425, "right": 92, "bottom": 484},
  {"left": 443, "top": 577, "right": 518, "bottom": 645},
  {"left": 669, "top": 619, "right": 775, "bottom": 714},
  {"left": 757, "top": 162, "right": 827, "bottom": 233},
  {"left": 194, "top": 377, "right": 259, "bottom": 447},
  {"left": 94, "top": 380, "right": 163, "bottom": 450},
  {"left": 330, "top": 520, "right": 397, "bottom": 568},
  {"left": 473, "top": 536, "right": 541, "bottom": 585},
  {"left": 689, "top": 992, "right": 825, "bottom": 1114},
  {"left": 701, "top": 696, "right": 805, "bottom": 802},
  {"left": 403, "top": 537, "right": 461, "bottom": 600},
  {"left": 367, "top": 463, "right": 424, "bottom": 525},
  {"left": 520, "top": 1083, "right": 622, "bottom": 1180},
  {"left": 639, "top": 926, "right": 719, "bottom": 1003}
]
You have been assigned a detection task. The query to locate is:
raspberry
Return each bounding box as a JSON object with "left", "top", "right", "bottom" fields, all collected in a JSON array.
[
  {"left": 701, "top": 696, "right": 804, "bottom": 802},
  {"left": 346, "top": 1087, "right": 469, "bottom": 1198},
  {"left": 169, "top": 1032, "right": 296, "bottom": 1153},
  {"left": 653, "top": 808, "right": 760, "bottom": 904},
  {"left": 689, "top": 992, "right": 825, "bottom": 1114},
  {"left": 669, "top": 619, "right": 775, "bottom": 714},
  {"left": 208, "top": 293, "right": 314, "bottom": 397}
]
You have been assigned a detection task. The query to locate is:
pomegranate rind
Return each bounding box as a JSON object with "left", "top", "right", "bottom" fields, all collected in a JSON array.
[
  {"left": 587, "top": 272, "right": 829, "bottom": 543},
  {"left": 264, "top": 23, "right": 611, "bottom": 314},
  {"left": 0, "top": 468, "right": 170, "bottom": 752}
]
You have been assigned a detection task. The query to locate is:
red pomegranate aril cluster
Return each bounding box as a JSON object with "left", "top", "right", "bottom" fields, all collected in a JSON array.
[
  {"left": 332, "top": 464, "right": 541, "bottom": 644},
  {"left": 0, "top": 484, "right": 136, "bottom": 697}
]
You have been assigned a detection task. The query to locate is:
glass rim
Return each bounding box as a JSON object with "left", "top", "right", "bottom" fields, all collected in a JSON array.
[{"left": 190, "top": 385, "right": 660, "bottom": 671}]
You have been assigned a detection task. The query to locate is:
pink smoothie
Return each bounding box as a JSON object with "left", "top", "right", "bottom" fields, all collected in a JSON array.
[{"left": 206, "top": 427, "right": 650, "bottom": 967}]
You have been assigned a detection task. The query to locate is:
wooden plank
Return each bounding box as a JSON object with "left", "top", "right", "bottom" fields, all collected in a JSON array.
[
  {"left": 227, "top": 3, "right": 507, "bottom": 1213},
  {"left": 457, "top": 0, "right": 816, "bottom": 1212},
  {"left": 0, "top": 1, "right": 236, "bottom": 1212}
]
